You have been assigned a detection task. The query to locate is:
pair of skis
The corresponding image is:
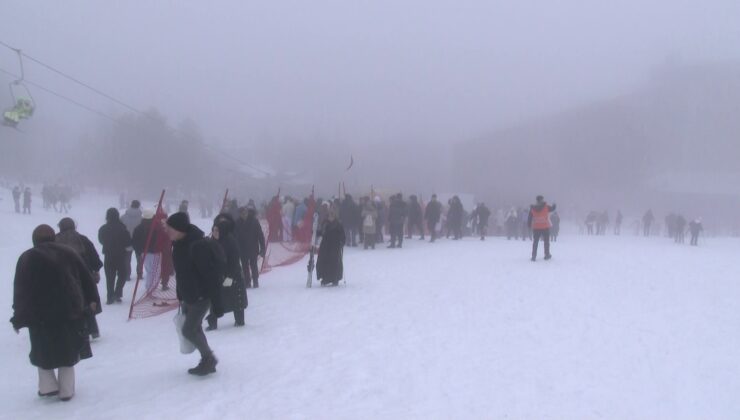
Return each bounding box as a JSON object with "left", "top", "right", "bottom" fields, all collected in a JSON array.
[{"left": 306, "top": 213, "right": 319, "bottom": 288}]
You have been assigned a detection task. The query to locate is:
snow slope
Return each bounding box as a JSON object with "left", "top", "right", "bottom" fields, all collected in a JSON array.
[{"left": 1, "top": 192, "right": 739, "bottom": 419}]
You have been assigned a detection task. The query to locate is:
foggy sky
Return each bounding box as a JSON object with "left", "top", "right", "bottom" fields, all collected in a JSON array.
[{"left": 3, "top": 0, "right": 740, "bottom": 148}]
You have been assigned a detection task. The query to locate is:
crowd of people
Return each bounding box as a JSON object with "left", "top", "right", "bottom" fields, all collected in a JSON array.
[
  {"left": 576, "top": 208, "right": 704, "bottom": 246},
  {"left": 9, "top": 184, "right": 77, "bottom": 215},
  {"left": 13, "top": 185, "right": 712, "bottom": 402}
]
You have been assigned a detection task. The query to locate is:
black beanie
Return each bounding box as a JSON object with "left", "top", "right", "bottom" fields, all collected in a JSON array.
[
  {"left": 167, "top": 212, "right": 190, "bottom": 233},
  {"left": 58, "top": 217, "right": 76, "bottom": 232}
]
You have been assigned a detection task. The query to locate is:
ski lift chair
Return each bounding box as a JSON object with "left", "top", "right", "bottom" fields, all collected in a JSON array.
[{"left": 3, "top": 83, "right": 35, "bottom": 128}]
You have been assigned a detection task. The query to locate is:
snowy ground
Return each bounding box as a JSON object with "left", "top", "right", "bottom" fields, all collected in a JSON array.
[{"left": 1, "top": 192, "right": 739, "bottom": 419}]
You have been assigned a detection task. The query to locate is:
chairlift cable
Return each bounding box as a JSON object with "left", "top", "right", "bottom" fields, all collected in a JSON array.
[{"left": 0, "top": 40, "right": 271, "bottom": 175}]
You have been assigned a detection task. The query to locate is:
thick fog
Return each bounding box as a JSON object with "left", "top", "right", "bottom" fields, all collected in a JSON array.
[{"left": 2, "top": 1, "right": 740, "bottom": 229}]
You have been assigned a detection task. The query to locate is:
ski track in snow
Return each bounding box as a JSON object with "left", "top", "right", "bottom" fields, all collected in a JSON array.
[{"left": 0, "top": 193, "right": 739, "bottom": 419}]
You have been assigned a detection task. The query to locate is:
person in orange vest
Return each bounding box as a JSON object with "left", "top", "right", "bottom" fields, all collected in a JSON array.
[{"left": 527, "top": 195, "right": 556, "bottom": 261}]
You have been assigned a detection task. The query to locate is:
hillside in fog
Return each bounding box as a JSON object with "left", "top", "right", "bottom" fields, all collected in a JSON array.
[{"left": 456, "top": 60, "right": 740, "bottom": 212}]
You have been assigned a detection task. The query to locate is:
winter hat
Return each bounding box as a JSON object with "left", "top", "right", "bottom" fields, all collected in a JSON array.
[
  {"left": 58, "top": 217, "right": 76, "bottom": 232},
  {"left": 131, "top": 200, "right": 141, "bottom": 209},
  {"left": 536, "top": 195, "right": 544, "bottom": 203},
  {"left": 142, "top": 209, "right": 155, "bottom": 220},
  {"left": 166, "top": 212, "right": 190, "bottom": 233},
  {"left": 106, "top": 207, "right": 120, "bottom": 223},
  {"left": 32, "top": 224, "right": 56, "bottom": 246}
]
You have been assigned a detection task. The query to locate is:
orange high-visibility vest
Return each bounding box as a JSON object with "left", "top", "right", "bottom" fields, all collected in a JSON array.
[{"left": 531, "top": 206, "right": 551, "bottom": 230}]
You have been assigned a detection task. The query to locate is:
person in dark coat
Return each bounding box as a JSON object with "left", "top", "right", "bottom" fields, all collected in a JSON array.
[
  {"left": 448, "top": 196, "right": 464, "bottom": 240},
  {"left": 374, "top": 196, "right": 386, "bottom": 243},
  {"left": 165, "top": 212, "right": 222, "bottom": 376},
  {"left": 12, "top": 224, "right": 101, "bottom": 401},
  {"left": 675, "top": 215, "right": 687, "bottom": 244},
  {"left": 550, "top": 210, "right": 561, "bottom": 242},
  {"left": 387, "top": 194, "right": 408, "bottom": 248},
  {"left": 98, "top": 208, "right": 132, "bottom": 304},
  {"left": 614, "top": 210, "right": 623, "bottom": 235},
  {"left": 23, "top": 187, "right": 32, "bottom": 214},
  {"left": 643, "top": 210, "right": 655, "bottom": 237},
  {"left": 688, "top": 218, "right": 703, "bottom": 246},
  {"left": 505, "top": 208, "right": 519, "bottom": 240},
  {"left": 236, "top": 206, "right": 266, "bottom": 288},
  {"left": 527, "top": 195, "right": 556, "bottom": 261},
  {"left": 12, "top": 186, "right": 21, "bottom": 213},
  {"left": 424, "top": 195, "right": 442, "bottom": 242},
  {"left": 56, "top": 218, "right": 103, "bottom": 339},
  {"left": 206, "top": 213, "right": 247, "bottom": 329},
  {"left": 317, "top": 208, "right": 345, "bottom": 286},
  {"left": 339, "top": 194, "right": 359, "bottom": 247},
  {"left": 471, "top": 203, "right": 491, "bottom": 240},
  {"left": 406, "top": 195, "right": 425, "bottom": 240},
  {"left": 518, "top": 206, "right": 531, "bottom": 241}
]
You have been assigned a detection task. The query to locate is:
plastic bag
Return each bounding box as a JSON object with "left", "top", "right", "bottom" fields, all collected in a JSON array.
[{"left": 173, "top": 309, "right": 195, "bottom": 354}]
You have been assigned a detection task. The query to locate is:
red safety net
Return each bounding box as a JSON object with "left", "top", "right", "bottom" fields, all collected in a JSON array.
[
  {"left": 259, "top": 194, "right": 315, "bottom": 274},
  {"left": 129, "top": 190, "right": 316, "bottom": 319},
  {"left": 128, "top": 199, "right": 177, "bottom": 319}
]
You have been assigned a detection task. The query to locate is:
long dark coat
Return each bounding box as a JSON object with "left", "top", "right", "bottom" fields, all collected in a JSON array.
[
  {"left": 98, "top": 213, "right": 132, "bottom": 258},
  {"left": 12, "top": 242, "right": 101, "bottom": 369},
  {"left": 215, "top": 216, "right": 247, "bottom": 313},
  {"left": 317, "top": 219, "right": 345, "bottom": 284},
  {"left": 56, "top": 230, "right": 104, "bottom": 274},
  {"left": 236, "top": 213, "right": 266, "bottom": 258},
  {"left": 172, "top": 225, "right": 222, "bottom": 311}
]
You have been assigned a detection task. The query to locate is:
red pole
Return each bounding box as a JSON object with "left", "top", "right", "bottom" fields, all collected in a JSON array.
[{"left": 128, "top": 189, "right": 166, "bottom": 320}]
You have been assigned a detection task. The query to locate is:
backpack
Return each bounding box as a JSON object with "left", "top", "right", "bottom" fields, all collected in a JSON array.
[
  {"left": 363, "top": 214, "right": 374, "bottom": 228},
  {"left": 204, "top": 238, "right": 227, "bottom": 282}
]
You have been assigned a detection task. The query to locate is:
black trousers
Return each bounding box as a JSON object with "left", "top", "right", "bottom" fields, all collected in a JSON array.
[
  {"left": 242, "top": 255, "right": 260, "bottom": 287},
  {"left": 104, "top": 255, "right": 127, "bottom": 302},
  {"left": 84, "top": 312, "right": 99, "bottom": 336},
  {"left": 427, "top": 220, "right": 438, "bottom": 241},
  {"left": 532, "top": 229, "right": 551, "bottom": 259},
  {"left": 182, "top": 299, "right": 213, "bottom": 358},
  {"left": 389, "top": 223, "right": 404, "bottom": 247},
  {"left": 407, "top": 219, "right": 424, "bottom": 239}
]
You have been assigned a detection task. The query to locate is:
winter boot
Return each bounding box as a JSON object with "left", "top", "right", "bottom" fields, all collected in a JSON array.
[
  {"left": 188, "top": 353, "right": 218, "bottom": 376},
  {"left": 205, "top": 315, "right": 218, "bottom": 331}
]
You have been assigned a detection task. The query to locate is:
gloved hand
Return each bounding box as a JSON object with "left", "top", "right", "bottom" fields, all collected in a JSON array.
[{"left": 93, "top": 271, "right": 101, "bottom": 283}]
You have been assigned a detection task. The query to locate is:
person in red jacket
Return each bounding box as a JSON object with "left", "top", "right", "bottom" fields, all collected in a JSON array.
[{"left": 527, "top": 195, "right": 556, "bottom": 261}]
